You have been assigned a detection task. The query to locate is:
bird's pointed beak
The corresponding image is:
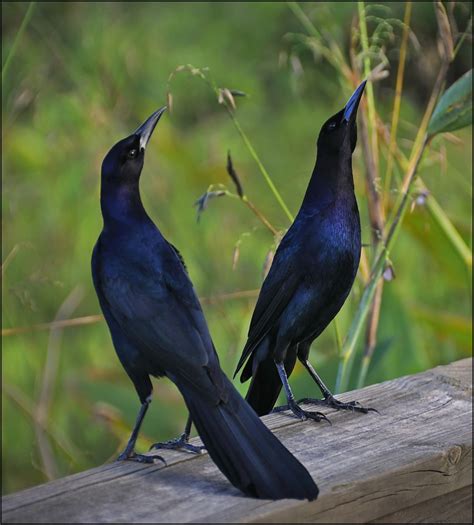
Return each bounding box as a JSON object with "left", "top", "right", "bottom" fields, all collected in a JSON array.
[
  {"left": 343, "top": 80, "right": 366, "bottom": 123},
  {"left": 134, "top": 106, "right": 167, "bottom": 150}
]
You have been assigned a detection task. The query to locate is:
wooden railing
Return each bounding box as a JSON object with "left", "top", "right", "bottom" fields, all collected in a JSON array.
[{"left": 2, "top": 358, "right": 472, "bottom": 523}]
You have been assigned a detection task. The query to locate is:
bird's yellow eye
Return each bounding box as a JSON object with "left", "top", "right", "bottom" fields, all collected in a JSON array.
[{"left": 127, "top": 148, "right": 138, "bottom": 159}]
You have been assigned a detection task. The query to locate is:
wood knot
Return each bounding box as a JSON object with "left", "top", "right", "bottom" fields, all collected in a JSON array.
[{"left": 447, "top": 445, "right": 462, "bottom": 465}]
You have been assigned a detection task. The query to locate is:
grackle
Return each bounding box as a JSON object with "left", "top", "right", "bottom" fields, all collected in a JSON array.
[
  {"left": 234, "top": 81, "right": 375, "bottom": 420},
  {"left": 91, "top": 107, "right": 318, "bottom": 500}
]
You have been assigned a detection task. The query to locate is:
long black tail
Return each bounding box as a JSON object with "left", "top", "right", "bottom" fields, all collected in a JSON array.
[
  {"left": 245, "top": 352, "right": 297, "bottom": 416},
  {"left": 179, "top": 374, "right": 318, "bottom": 500}
]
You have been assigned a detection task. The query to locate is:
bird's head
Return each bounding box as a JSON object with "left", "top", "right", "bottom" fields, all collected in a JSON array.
[
  {"left": 316, "top": 80, "right": 366, "bottom": 156},
  {"left": 101, "top": 106, "right": 167, "bottom": 184}
]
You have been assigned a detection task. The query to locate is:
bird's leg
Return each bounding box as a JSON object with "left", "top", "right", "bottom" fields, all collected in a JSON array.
[
  {"left": 298, "top": 359, "right": 377, "bottom": 414},
  {"left": 272, "top": 362, "right": 330, "bottom": 423},
  {"left": 117, "top": 398, "right": 166, "bottom": 464},
  {"left": 149, "top": 414, "right": 205, "bottom": 454}
]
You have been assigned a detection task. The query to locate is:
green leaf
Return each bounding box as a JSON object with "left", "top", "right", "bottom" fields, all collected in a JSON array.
[{"left": 428, "top": 69, "right": 472, "bottom": 136}]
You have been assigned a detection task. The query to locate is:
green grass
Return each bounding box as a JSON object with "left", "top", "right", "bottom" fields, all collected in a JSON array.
[{"left": 2, "top": 1, "right": 472, "bottom": 494}]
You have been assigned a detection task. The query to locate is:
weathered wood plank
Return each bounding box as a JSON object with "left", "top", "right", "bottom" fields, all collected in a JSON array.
[
  {"left": 369, "top": 485, "right": 473, "bottom": 523},
  {"left": 2, "top": 358, "right": 472, "bottom": 523}
]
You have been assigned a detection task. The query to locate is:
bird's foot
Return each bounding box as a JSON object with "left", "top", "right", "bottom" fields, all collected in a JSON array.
[
  {"left": 117, "top": 449, "right": 166, "bottom": 465},
  {"left": 297, "top": 395, "right": 378, "bottom": 414},
  {"left": 272, "top": 399, "right": 331, "bottom": 424},
  {"left": 149, "top": 433, "right": 205, "bottom": 455}
]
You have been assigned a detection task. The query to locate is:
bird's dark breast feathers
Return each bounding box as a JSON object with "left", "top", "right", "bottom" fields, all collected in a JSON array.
[
  {"left": 288, "top": 202, "right": 361, "bottom": 343},
  {"left": 301, "top": 200, "right": 360, "bottom": 277}
]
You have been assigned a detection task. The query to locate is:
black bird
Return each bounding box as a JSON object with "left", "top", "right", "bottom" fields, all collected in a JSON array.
[
  {"left": 234, "top": 81, "right": 375, "bottom": 420},
  {"left": 91, "top": 107, "right": 318, "bottom": 500}
]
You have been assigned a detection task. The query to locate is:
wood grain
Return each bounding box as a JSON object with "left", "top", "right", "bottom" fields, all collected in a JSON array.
[
  {"left": 2, "top": 358, "right": 472, "bottom": 523},
  {"left": 370, "top": 485, "right": 473, "bottom": 523}
]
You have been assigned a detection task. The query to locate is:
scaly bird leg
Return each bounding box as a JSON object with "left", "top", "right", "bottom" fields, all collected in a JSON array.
[
  {"left": 298, "top": 359, "right": 378, "bottom": 414},
  {"left": 149, "top": 414, "right": 205, "bottom": 454},
  {"left": 117, "top": 399, "right": 166, "bottom": 464},
  {"left": 272, "top": 362, "right": 330, "bottom": 423}
]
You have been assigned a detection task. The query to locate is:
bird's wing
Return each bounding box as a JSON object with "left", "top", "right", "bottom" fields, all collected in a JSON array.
[
  {"left": 234, "top": 226, "right": 304, "bottom": 377},
  {"left": 98, "top": 239, "right": 226, "bottom": 403},
  {"left": 167, "top": 241, "right": 188, "bottom": 273}
]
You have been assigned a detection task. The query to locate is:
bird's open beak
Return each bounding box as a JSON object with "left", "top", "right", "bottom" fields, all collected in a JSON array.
[
  {"left": 134, "top": 106, "right": 167, "bottom": 150},
  {"left": 343, "top": 80, "right": 366, "bottom": 123}
]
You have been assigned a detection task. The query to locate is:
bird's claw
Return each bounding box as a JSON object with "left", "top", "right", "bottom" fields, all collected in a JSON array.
[
  {"left": 297, "top": 396, "right": 378, "bottom": 414},
  {"left": 117, "top": 450, "right": 166, "bottom": 465},
  {"left": 273, "top": 399, "right": 331, "bottom": 424},
  {"left": 309, "top": 411, "right": 331, "bottom": 424},
  {"left": 149, "top": 433, "right": 205, "bottom": 455}
]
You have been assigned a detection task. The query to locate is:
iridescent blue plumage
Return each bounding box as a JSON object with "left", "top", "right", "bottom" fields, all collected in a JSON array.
[
  {"left": 234, "top": 82, "right": 375, "bottom": 419},
  {"left": 91, "top": 107, "right": 318, "bottom": 500}
]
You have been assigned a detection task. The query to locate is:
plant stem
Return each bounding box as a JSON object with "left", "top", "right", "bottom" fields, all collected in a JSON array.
[
  {"left": 242, "top": 196, "right": 279, "bottom": 235},
  {"left": 383, "top": 1, "right": 412, "bottom": 212},
  {"left": 336, "top": 134, "right": 429, "bottom": 393},
  {"left": 35, "top": 286, "right": 84, "bottom": 480},
  {"left": 425, "top": 195, "right": 472, "bottom": 269},
  {"left": 287, "top": 1, "right": 323, "bottom": 40},
  {"left": 169, "top": 65, "right": 295, "bottom": 223},
  {"left": 336, "top": 18, "right": 453, "bottom": 392},
  {"left": 357, "top": 280, "right": 383, "bottom": 388},
  {"left": 359, "top": 99, "right": 386, "bottom": 388},
  {"left": 354, "top": 3, "right": 387, "bottom": 389},
  {"left": 358, "top": 1, "right": 379, "bottom": 170},
  {"left": 333, "top": 318, "right": 343, "bottom": 356},
  {"left": 453, "top": 16, "right": 472, "bottom": 58},
  {"left": 227, "top": 112, "right": 294, "bottom": 223},
  {"left": 287, "top": 2, "right": 353, "bottom": 84},
  {"left": 378, "top": 122, "right": 472, "bottom": 272},
  {"left": 3, "top": 382, "right": 82, "bottom": 463},
  {"left": 335, "top": 247, "right": 386, "bottom": 392},
  {"left": 1, "top": 289, "right": 264, "bottom": 337},
  {"left": 358, "top": 1, "right": 413, "bottom": 389},
  {"left": 2, "top": 2, "right": 36, "bottom": 85}
]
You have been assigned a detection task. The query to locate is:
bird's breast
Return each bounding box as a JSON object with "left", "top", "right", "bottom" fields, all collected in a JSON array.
[
  {"left": 98, "top": 229, "right": 167, "bottom": 284},
  {"left": 302, "top": 199, "right": 361, "bottom": 281}
]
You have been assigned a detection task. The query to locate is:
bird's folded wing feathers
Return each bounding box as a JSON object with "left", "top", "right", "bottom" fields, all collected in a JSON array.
[
  {"left": 98, "top": 243, "right": 223, "bottom": 400},
  {"left": 234, "top": 253, "right": 301, "bottom": 377},
  {"left": 234, "top": 212, "right": 328, "bottom": 377}
]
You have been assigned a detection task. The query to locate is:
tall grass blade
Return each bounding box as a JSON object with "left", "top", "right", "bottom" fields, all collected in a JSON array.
[{"left": 2, "top": 2, "right": 36, "bottom": 85}]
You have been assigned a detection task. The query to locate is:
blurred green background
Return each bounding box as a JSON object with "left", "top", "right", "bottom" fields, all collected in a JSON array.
[{"left": 2, "top": 2, "right": 472, "bottom": 495}]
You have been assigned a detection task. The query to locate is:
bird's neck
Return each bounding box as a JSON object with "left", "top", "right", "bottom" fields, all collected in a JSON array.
[
  {"left": 100, "top": 180, "right": 151, "bottom": 228},
  {"left": 301, "top": 152, "right": 355, "bottom": 211}
]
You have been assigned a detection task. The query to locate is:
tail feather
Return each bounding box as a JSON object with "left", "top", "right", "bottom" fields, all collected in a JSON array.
[
  {"left": 245, "top": 352, "right": 297, "bottom": 416},
  {"left": 179, "top": 375, "right": 318, "bottom": 501}
]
